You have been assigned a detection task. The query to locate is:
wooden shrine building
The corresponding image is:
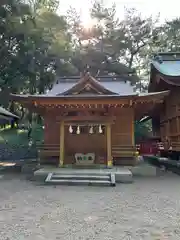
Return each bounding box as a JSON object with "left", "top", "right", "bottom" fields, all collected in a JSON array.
[
  {"left": 11, "top": 72, "right": 168, "bottom": 167},
  {"left": 149, "top": 52, "right": 180, "bottom": 152}
]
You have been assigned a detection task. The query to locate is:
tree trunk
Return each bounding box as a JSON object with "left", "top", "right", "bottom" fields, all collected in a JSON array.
[
  {"left": 128, "top": 53, "right": 134, "bottom": 69},
  {"left": 37, "top": 114, "right": 42, "bottom": 124},
  {"left": 28, "top": 111, "right": 33, "bottom": 124},
  {"left": 9, "top": 101, "right": 16, "bottom": 129},
  {"left": 10, "top": 120, "right": 15, "bottom": 129}
]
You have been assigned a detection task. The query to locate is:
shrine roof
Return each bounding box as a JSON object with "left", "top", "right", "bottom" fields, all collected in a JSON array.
[
  {"left": 0, "top": 106, "right": 19, "bottom": 120},
  {"left": 149, "top": 52, "right": 180, "bottom": 90},
  {"left": 151, "top": 52, "right": 180, "bottom": 77},
  {"left": 11, "top": 90, "right": 169, "bottom": 102},
  {"left": 11, "top": 72, "right": 169, "bottom": 105},
  {"left": 152, "top": 53, "right": 180, "bottom": 77},
  {"left": 46, "top": 75, "right": 135, "bottom": 96}
]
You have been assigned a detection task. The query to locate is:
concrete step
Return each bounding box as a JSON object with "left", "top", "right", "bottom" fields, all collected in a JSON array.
[
  {"left": 52, "top": 171, "right": 112, "bottom": 176},
  {"left": 34, "top": 168, "right": 133, "bottom": 184},
  {"left": 47, "top": 179, "right": 111, "bottom": 185},
  {"left": 52, "top": 174, "right": 110, "bottom": 180},
  {"left": 112, "top": 147, "right": 135, "bottom": 150},
  {"left": 112, "top": 150, "right": 134, "bottom": 154},
  {"left": 45, "top": 172, "right": 116, "bottom": 186}
]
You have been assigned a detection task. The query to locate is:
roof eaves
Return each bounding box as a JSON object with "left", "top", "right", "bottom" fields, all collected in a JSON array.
[
  {"left": 151, "top": 60, "right": 180, "bottom": 77},
  {"left": 0, "top": 106, "right": 19, "bottom": 119}
]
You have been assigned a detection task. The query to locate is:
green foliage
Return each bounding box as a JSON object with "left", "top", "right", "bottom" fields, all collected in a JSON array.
[
  {"left": 27, "top": 0, "right": 59, "bottom": 13},
  {"left": 0, "top": 0, "right": 72, "bottom": 96},
  {"left": 134, "top": 120, "right": 152, "bottom": 142},
  {"left": 0, "top": 123, "right": 43, "bottom": 145}
]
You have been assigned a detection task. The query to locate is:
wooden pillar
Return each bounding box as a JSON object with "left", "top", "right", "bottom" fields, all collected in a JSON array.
[
  {"left": 131, "top": 110, "right": 135, "bottom": 145},
  {"left": 107, "top": 123, "right": 112, "bottom": 167},
  {"left": 131, "top": 109, "right": 137, "bottom": 164},
  {"left": 177, "top": 117, "right": 180, "bottom": 142},
  {"left": 176, "top": 105, "right": 179, "bottom": 141},
  {"left": 167, "top": 120, "right": 170, "bottom": 138},
  {"left": 59, "top": 121, "right": 65, "bottom": 167}
]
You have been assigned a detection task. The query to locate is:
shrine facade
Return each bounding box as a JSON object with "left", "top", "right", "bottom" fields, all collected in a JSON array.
[{"left": 12, "top": 72, "right": 168, "bottom": 167}]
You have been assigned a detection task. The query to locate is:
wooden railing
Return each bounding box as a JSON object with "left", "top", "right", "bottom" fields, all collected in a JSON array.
[
  {"left": 37, "top": 144, "right": 138, "bottom": 166},
  {"left": 37, "top": 144, "right": 60, "bottom": 159},
  {"left": 171, "top": 142, "right": 180, "bottom": 151},
  {"left": 38, "top": 144, "right": 138, "bottom": 159},
  {"left": 112, "top": 145, "right": 137, "bottom": 158}
]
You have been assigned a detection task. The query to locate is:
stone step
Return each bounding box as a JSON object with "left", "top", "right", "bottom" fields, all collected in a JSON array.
[
  {"left": 52, "top": 171, "right": 113, "bottom": 176},
  {"left": 47, "top": 179, "right": 112, "bottom": 185},
  {"left": 52, "top": 174, "right": 110, "bottom": 180},
  {"left": 112, "top": 150, "right": 134, "bottom": 153},
  {"left": 45, "top": 173, "right": 116, "bottom": 186},
  {"left": 34, "top": 168, "right": 133, "bottom": 184},
  {"left": 112, "top": 147, "right": 133, "bottom": 149}
]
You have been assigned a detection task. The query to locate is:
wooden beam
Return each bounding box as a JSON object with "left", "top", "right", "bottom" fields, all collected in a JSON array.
[
  {"left": 57, "top": 115, "right": 116, "bottom": 123},
  {"left": 106, "top": 123, "right": 112, "bottom": 167},
  {"left": 175, "top": 105, "right": 179, "bottom": 140},
  {"left": 30, "top": 98, "right": 131, "bottom": 105},
  {"left": 59, "top": 121, "right": 65, "bottom": 167},
  {"left": 55, "top": 107, "right": 106, "bottom": 112},
  {"left": 167, "top": 120, "right": 170, "bottom": 139}
]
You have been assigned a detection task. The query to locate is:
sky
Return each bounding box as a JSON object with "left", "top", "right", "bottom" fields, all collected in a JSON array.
[{"left": 59, "top": 0, "right": 180, "bottom": 27}]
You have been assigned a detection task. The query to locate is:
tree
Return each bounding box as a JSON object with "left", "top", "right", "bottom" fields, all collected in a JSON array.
[
  {"left": 152, "top": 18, "right": 180, "bottom": 52},
  {"left": 2, "top": 0, "right": 180, "bottom": 106},
  {"left": 66, "top": 1, "right": 160, "bottom": 88},
  {"left": 0, "top": 0, "right": 74, "bottom": 96},
  {"left": 27, "top": 0, "right": 59, "bottom": 14},
  {"left": 89, "top": 2, "right": 162, "bottom": 91},
  {"left": 0, "top": 0, "right": 33, "bottom": 92},
  {"left": 135, "top": 120, "right": 152, "bottom": 143},
  {"left": 0, "top": 0, "right": 74, "bottom": 126},
  {"left": 66, "top": 3, "right": 138, "bottom": 81}
]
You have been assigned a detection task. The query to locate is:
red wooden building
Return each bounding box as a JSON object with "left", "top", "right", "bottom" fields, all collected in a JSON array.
[
  {"left": 11, "top": 71, "right": 168, "bottom": 167},
  {"left": 149, "top": 52, "right": 180, "bottom": 153}
]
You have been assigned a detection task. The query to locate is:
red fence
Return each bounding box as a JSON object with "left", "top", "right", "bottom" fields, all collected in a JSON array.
[{"left": 137, "top": 142, "right": 164, "bottom": 155}]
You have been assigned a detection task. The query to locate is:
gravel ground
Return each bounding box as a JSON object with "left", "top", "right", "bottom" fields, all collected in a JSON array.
[{"left": 0, "top": 172, "right": 180, "bottom": 240}]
